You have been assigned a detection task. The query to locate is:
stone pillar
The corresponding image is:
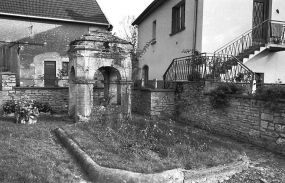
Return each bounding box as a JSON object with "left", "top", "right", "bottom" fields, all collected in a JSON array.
[
  {"left": 76, "top": 84, "right": 93, "bottom": 122},
  {"left": 0, "top": 73, "right": 17, "bottom": 115},
  {"left": 68, "top": 82, "right": 76, "bottom": 117}
]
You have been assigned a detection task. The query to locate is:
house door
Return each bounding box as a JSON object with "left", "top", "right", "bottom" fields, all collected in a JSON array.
[
  {"left": 252, "top": 0, "right": 269, "bottom": 44},
  {"left": 44, "top": 61, "right": 56, "bottom": 87}
]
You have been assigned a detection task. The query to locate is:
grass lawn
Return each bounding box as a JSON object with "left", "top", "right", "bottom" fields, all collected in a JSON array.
[
  {"left": 0, "top": 114, "right": 91, "bottom": 183},
  {"left": 63, "top": 113, "right": 242, "bottom": 174}
]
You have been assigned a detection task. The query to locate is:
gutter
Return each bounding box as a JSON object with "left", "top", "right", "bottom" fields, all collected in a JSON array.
[
  {"left": 192, "top": 0, "right": 198, "bottom": 53},
  {"left": 0, "top": 12, "right": 110, "bottom": 26}
]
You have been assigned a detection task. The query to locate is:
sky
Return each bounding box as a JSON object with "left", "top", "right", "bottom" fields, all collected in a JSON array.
[{"left": 96, "top": 0, "right": 154, "bottom": 37}]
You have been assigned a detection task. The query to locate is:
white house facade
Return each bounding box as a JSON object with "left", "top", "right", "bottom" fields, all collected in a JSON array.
[{"left": 133, "top": 0, "right": 285, "bottom": 83}]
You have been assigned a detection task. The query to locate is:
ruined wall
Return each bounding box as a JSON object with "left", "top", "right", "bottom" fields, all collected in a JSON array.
[
  {"left": 176, "top": 82, "right": 285, "bottom": 155},
  {"left": 132, "top": 88, "right": 175, "bottom": 118}
]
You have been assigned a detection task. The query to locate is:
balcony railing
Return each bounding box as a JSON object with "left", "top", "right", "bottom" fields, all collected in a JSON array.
[
  {"left": 163, "top": 53, "right": 257, "bottom": 88},
  {"left": 215, "top": 20, "right": 285, "bottom": 57}
]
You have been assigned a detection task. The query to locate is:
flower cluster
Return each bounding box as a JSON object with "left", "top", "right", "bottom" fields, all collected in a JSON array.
[
  {"left": 14, "top": 100, "right": 39, "bottom": 124},
  {"left": 3, "top": 100, "right": 53, "bottom": 124}
]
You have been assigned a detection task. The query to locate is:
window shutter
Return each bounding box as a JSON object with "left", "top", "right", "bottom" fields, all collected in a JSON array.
[
  {"left": 181, "top": 4, "right": 185, "bottom": 28},
  {"left": 172, "top": 8, "right": 176, "bottom": 33},
  {"left": 152, "top": 20, "right": 156, "bottom": 39}
]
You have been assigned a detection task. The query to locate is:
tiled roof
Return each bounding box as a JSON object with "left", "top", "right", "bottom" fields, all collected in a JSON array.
[
  {"left": 133, "top": 0, "right": 167, "bottom": 26},
  {"left": 0, "top": 0, "right": 109, "bottom": 25}
]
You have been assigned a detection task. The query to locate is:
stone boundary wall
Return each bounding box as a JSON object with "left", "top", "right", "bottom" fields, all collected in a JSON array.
[
  {"left": 132, "top": 88, "right": 175, "bottom": 118},
  {"left": 176, "top": 82, "right": 285, "bottom": 155},
  {"left": 0, "top": 73, "right": 106, "bottom": 114},
  {"left": 3, "top": 87, "right": 69, "bottom": 113}
]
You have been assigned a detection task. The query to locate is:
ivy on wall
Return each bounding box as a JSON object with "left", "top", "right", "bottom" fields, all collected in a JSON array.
[
  {"left": 255, "top": 84, "right": 285, "bottom": 112},
  {"left": 208, "top": 83, "right": 245, "bottom": 109}
]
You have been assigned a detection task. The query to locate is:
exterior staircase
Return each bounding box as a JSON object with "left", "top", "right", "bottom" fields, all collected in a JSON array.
[
  {"left": 237, "top": 45, "right": 266, "bottom": 63},
  {"left": 215, "top": 20, "right": 285, "bottom": 64},
  {"left": 163, "top": 20, "right": 285, "bottom": 89}
]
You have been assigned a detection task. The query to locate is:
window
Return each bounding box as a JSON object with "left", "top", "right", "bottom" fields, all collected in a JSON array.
[
  {"left": 171, "top": 0, "right": 185, "bottom": 35},
  {"left": 255, "top": 72, "right": 264, "bottom": 84},
  {"left": 142, "top": 65, "right": 149, "bottom": 86},
  {"left": 152, "top": 20, "right": 157, "bottom": 42},
  {"left": 62, "top": 62, "right": 69, "bottom": 76}
]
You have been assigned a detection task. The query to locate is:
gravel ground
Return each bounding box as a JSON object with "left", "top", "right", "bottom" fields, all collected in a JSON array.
[{"left": 211, "top": 135, "right": 285, "bottom": 183}]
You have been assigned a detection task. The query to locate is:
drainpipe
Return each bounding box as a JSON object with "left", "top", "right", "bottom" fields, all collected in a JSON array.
[{"left": 192, "top": 0, "right": 198, "bottom": 54}]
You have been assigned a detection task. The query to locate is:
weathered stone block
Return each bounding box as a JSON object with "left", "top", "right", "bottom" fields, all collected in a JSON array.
[
  {"left": 261, "top": 113, "right": 273, "bottom": 121},
  {"left": 261, "top": 121, "right": 268, "bottom": 129},
  {"left": 273, "top": 117, "right": 285, "bottom": 124},
  {"left": 262, "top": 131, "right": 279, "bottom": 138},
  {"left": 268, "top": 123, "right": 275, "bottom": 131},
  {"left": 276, "top": 138, "right": 285, "bottom": 145},
  {"left": 275, "top": 124, "right": 283, "bottom": 132},
  {"left": 2, "top": 87, "right": 12, "bottom": 91}
]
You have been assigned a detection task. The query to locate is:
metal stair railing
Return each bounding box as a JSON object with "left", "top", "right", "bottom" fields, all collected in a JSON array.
[
  {"left": 214, "top": 20, "right": 285, "bottom": 58},
  {"left": 163, "top": 53, "right": 257, "bottom": 89}
]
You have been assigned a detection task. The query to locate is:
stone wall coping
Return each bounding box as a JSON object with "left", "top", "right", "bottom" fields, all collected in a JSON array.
[
  {"left": 203, "top": 92, "right": 285, "bottom": 102},
  {"left": 133, "top": 87, "right": 175, "bottom": 92},
  {"left": 0, "top": 72, "right": 16, "bottom": 75},
  {"left": 15, "top": 87, "right": 69, "bottom": 90},
  {"left": 176, "top": 81, "right": 205, "bottom": 84}
]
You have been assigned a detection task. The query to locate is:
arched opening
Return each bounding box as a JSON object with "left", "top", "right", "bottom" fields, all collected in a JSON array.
[
  {"left": 142, "top": 65, "right": 149, "bottom": 85},
  {"left": 69, "top": 66, "right": 75, "bottom": 83},
  {"left": 95, "top": 66, "right": 121, "bottom": 106}
]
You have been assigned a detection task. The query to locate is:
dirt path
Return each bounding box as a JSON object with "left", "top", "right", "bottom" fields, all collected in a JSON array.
[{"left": 208, "top": 134, "right": 285, "bottom": 183}]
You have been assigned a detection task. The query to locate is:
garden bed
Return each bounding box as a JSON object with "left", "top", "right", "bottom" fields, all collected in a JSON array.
[{"left": 63, "top": 113, "right": 243, "bottom": 174}]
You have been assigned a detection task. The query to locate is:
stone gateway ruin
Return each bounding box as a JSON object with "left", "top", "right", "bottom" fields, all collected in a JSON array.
[{"left": 68, "top": 30, "right": 132, "bottom": 122}]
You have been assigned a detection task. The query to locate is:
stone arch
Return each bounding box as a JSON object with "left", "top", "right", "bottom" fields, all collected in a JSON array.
[
  {"left": 70, "top": 66, "right": 75, "bottom": 82},
  {"left": 93, "top": 62, "right": 128, "bottom": 81}
]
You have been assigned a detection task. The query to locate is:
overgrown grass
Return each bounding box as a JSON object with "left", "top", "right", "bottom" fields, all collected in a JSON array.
[
  {"left": 0, "top": 114, "right": 90, "bottom": 183},
  {"left": 64, "top": 112, "right": 241, "bottom": 174}
]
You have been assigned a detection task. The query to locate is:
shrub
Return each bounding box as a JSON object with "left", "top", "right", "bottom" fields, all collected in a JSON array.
[
  {"left": 3, "top": 100, "right": 53, "bottom": 114},
  {"left": 33, "top": 101, "right": 53, "bottom": 113},
  {"left": 255, "top": 84, "right": 285, "bottom": 112},
  {"left": 2, "top": 100, "right": 16, "bottom": 114},
  {"left": 209, "top": 83, "right": 245, "bottom": 109}
]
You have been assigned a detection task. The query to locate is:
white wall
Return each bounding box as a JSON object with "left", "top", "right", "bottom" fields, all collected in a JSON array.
[
  {"left": 245, "top": 50, "right": 285, "bottom": 83},
  {"left": 137, "top": 0, "right": 198, "bottom": 80},
  {"left": 271, "top": 0, "right": 285, "bottom": 21},
  {"left": 201, "top": 0, "right": 253, "bottom": 53}
]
